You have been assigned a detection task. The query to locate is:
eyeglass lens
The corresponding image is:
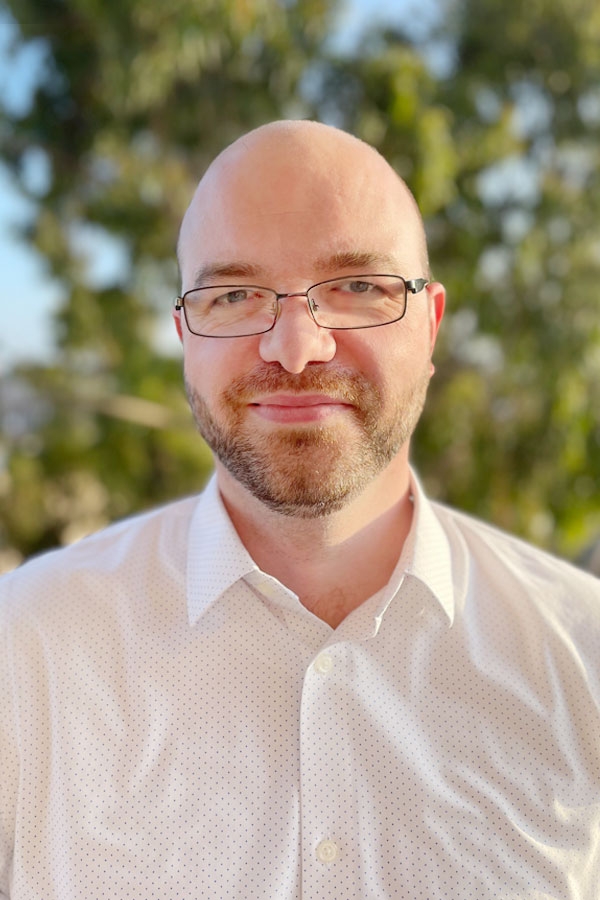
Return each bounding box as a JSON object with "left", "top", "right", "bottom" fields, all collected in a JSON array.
[{"left": 182, "top": 275, "right": 408, "bottom": 337}]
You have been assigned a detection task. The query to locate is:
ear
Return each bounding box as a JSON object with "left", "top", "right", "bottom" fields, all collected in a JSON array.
[
  {"left": 426, "top": 281, "right": 445, "bottom": 353},
  {"left": 425, "top": 282, "right": 445, "bottom": 375},
  {"left": 173, "top": 306, "right": 184, "bottom": 343}
]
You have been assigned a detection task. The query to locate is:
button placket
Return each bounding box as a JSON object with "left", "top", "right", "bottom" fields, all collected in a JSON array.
[{"left": 300, "top": 643, "right": 359, "bottom": 893}]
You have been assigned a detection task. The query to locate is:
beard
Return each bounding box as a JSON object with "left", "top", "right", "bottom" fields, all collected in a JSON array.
[{"left": 186, "top": 363, "right": 430, "bottom": 518}]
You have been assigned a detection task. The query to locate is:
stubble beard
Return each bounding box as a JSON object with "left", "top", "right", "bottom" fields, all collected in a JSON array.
[{"left": 186, "top": 364, "right": 430, "bottom": 518}]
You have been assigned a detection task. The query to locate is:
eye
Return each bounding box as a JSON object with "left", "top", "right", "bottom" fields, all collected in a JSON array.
[
  {"left": 213, "top": 288, "right": 251, "bottom": 305},
  {"left": 333, "top": 279, "right": 386, "bottom": 297},
  {"left": 344, "top": 280, "right": 377, "bottom": 294}
]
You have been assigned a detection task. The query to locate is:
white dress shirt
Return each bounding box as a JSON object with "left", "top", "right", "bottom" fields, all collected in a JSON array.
[{"left": 1, "top": 474, "right": 599, "bottom": 899}]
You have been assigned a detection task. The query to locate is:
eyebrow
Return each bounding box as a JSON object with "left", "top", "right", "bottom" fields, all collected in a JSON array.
[
  {"left": 190, "top": 250, "right": 406, "bottom": 289},
  {"left": 191, "top": 262, "right": 261, "bottom": 288},
  {"left": 312, "top": 250, "right": 403, "bottom": 273}
]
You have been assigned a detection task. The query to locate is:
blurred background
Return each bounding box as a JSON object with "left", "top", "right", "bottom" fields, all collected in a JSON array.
[{"left": 0, "top": 0, "right": 599, "bottom": 575}]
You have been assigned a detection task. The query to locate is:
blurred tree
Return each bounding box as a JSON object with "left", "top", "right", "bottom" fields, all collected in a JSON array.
[
  {"left": 430, "top": 0, "right": 600, "bottom": 557},
  {"left": 1, "top": 0, "right": 599, "bottom": 570},
  {"left": 429, "top": 0, "right": 600, "bottom": 557},
  {"left": 314, "top": 0, "right": 600, "bottom": 558},
  {"left": 0, "top": 0, "right": 333, "bottom": 566}
]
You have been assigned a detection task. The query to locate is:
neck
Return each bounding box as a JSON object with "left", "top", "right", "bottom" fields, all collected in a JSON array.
[{"left": 215, "top": 457, "right": 413, "bottom": 628}]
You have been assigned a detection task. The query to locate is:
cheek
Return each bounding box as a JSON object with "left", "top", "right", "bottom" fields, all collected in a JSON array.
[
  {"left": 182, "top": 339, "right": 218, "bottom": 402},
  {"left": 369, "top": 327, "right": 434, "bottom": 394},
  {"left": 182, "top": 336, "right": 257, "bottom": 403}
]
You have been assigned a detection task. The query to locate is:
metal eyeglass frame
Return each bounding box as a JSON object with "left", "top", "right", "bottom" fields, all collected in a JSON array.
[{"left": 174, "top": 275, "right": 429, "bottom": 338}]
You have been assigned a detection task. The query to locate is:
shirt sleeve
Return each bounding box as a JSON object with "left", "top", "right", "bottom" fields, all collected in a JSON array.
[{"left": 0, "top": 575, "right": 19, "bottom": 899}]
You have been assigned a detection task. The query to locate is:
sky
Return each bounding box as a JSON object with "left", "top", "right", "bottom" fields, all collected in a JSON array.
[
  {"left": 0, "top": 1, "right": 440, "bottom": 371},
  {"left": 0, "top": 23, "right": 60, "bottom": 370}
]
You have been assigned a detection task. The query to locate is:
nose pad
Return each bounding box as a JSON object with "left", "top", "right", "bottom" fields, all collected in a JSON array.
[
  {"left": 272, "top": 292, "right": 321, "bottom": 326},
  {"left": 259, "top": 295, "right": 336, "bottom": 374}
]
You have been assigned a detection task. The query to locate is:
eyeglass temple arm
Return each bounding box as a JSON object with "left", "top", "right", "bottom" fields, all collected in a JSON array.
[{"left": 405, "top": 278, "right": 428, "bottom": 294}]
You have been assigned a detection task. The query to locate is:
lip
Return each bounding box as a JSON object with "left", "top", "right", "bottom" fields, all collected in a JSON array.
[{"left": 249, "top": 393, "right": 352, "bottom": 424}]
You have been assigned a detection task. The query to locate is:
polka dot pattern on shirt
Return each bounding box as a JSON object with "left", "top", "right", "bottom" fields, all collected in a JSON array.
[{"left": 1, "top": 475, "right": 599, "bottom": 899}]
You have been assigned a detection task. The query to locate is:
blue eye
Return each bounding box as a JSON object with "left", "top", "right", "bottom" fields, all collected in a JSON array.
[
  {"left": 346, "top": 280, "right": 375, "bottom": 293},
  {"left": 332, "top": 279, "right": 383, "bottom": 297},
  {"left": 217, "top": 289, "right": 250, "bottom": 304}
]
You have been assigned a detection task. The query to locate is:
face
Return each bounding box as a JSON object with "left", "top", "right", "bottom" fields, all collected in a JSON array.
[
  {"left": 176, "top": 123, "right": 445, "bottom": 517},
  {"left": 184, "top": 358, "right": 431, "bottom": 517}
]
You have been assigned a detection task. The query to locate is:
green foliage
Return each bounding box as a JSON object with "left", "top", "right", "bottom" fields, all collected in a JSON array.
[
  {"left": 1, "top": 0, "right": 599, "bottom": 570},
  {"left": 0, "top": 0, "right": 334, "bottom": 566},
  {"left": 423, "top": 0, "right": 600, "bottom": 558}
]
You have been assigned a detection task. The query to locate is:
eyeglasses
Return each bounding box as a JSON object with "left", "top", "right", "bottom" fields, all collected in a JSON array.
[{"left": 174, "top": 274, "right": 429, "bottom": 338}]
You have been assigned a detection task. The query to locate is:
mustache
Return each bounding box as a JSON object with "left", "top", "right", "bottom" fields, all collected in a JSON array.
[{"left": 222, "top": 364, "right": 379, "bottom": 407}]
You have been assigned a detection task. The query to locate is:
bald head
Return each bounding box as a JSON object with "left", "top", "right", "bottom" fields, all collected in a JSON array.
[{"left": 178, "top": 119, "right": 430, "bottom": 291}]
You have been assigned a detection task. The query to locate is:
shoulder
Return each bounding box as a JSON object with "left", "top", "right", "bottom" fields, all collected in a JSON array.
[
  {"left": 0, "top": 495, "right": 199, "bottom": 628},
  {"left": 432, "top": 503, "right": 600, "bottom": 604},
  {"left": 430, "top": 502, "right": 600, "bottom": 686},
  {"left": 432, "top": 502, "right": 600, "bottom": 590}
]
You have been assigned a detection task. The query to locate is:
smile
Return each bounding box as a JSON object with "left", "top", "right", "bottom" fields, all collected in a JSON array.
[{"left": 249, "top": 393, "right": 353, "bottom": 424}]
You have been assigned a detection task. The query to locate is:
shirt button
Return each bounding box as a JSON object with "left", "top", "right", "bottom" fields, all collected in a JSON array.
[
  {"left": 316, "top": 839, "right": 339, "bottom": 863},
  {"left": 313, "top": 653, "right": 333, "bottom": 675}
]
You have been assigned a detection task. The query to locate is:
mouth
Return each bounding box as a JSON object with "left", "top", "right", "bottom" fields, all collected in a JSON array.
[{"left": 248, "top": 393, "right": 353, "bottom": 424}]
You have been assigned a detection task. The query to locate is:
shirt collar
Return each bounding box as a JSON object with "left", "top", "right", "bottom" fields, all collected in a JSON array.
[
  {"left": 186, "top": 476, "right": 258, "bottom": 626},
  {"left": 401, "top": 470, "right": 459, "bottom": 626},
  {"left": 186, "top": 469, "right": 462, "bottom": 627},
  {"left": 339, "top": 470, "right": 459, "bottom": 638}
]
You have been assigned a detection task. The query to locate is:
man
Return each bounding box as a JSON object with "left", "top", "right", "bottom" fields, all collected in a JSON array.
[{"left": 1, "top": 120, "right": 598, "bottom": 899}]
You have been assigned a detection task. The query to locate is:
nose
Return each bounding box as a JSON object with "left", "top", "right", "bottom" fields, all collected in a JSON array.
[{"left": 258, "top": 294, "right": 337, "bottom": 374}]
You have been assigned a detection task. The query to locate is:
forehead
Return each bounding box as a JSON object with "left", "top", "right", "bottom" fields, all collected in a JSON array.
[{"left": 178, "top": 129, "right": 425, "bottom": 284}]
